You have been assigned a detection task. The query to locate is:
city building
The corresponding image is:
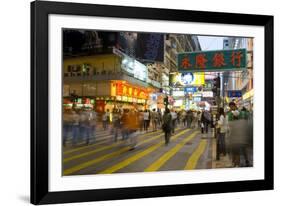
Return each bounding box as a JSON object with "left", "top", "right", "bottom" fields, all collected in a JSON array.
[
  {"left": 222, "top": 37, "right": 253, "bottom": 109},
  {"left": 164, "top": 34, "right": 202, "bottom": 110},
  {"left": 63, "top": 31, "right": 152, "bottom": 113}
]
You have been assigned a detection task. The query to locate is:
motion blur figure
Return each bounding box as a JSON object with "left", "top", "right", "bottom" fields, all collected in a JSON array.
[
  {"left": 143, "top": 109, "right": 150, "bottom": 132},
  {"left": 151, "top": 108, "right": 158, "bottom": 131},
  {"left": 227, "top": 102, "right": 253, "bottom": 167},
  {"left": 170, "top": 109, "right": 177, "bottom": 134},
  {"left": 70, "top": 107, "right": 80, "bottom": 146},
  {"left": 162, "top": 108, "right": 172, "bottom": 145},
  {"left": 112, "top": 109, "right": 121, "bottom": 142},
  {"left": 123, "top": 109, "right": 140, "bottom": 150},
  {"left": 63, "top": 108, "right": 72, "bottom": 146},
  {"left": 102, "top": 109, "right": 110, "bottom": 130},
  {"left": 79, "top": 107, "right": 91, "bottom": 145},
  {"left": 88, "top": 108, "right": 97, "bottom": 144}
]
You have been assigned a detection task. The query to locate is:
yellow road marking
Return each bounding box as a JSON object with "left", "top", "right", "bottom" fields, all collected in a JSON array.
[
  {"left": 63, "top": 147, "right": 130, "bottom": 175},
  {"left": 63, "top": 129, "right": 161, "bottom": 155},
  {"left": 63, "top": 130, "right": 184, "bottom": 175},
  {"left": 144, "top": 131, "right": 199, "bottom": 172},
  {"left": 99, "top": 129, "right": 190, "bottom": 174},
  {"left": 64, "top": 140, "right": 106, "bottom": 155},
  {"left": 185, "top": 139, "right": 207, "bottom": 170},
  {"left": 64, "top": 132, "right": 164, "bottom": 163}
]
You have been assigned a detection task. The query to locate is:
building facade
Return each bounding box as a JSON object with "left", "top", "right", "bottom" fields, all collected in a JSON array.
[{"left": 223, "top": 37, "right": 254, "bottom": 109}]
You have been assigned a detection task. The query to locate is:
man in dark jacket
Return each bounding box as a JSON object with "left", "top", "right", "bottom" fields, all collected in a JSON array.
[
  {"left": 162, "top": 108, "right": 172, "bottom": 145},
  {"left": 201, "top": 110, "right": 211, "bottom": 133}
]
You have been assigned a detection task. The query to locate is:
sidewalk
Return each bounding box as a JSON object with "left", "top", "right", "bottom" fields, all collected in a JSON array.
[{"left": 211, "top": 131, "right": 233, "bottom": 168}]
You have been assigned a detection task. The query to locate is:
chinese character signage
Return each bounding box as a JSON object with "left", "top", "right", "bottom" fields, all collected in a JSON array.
[
  {"left": 227, "top": 90, "right": 242, "bottom": 97},
  {"left": 178, "top": 49, "right": 247, "bottom": 72},
  {"left": 112, "top": 82, "right": 148, "bottom": 99}
]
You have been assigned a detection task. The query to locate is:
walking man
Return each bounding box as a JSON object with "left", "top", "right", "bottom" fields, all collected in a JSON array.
[{"left": 162, "top": 108, "right": 172, "bottom": 145}]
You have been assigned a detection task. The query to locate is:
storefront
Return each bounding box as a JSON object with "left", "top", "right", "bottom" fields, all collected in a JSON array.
[
  {"left": 242, "top": 89, "right": 254, "bottom": 110},
  {"left": 63, "top": 97, "right": 95, "bottom": 109},
  {"left": 109, "top": 80, "right": 149, "bottom": 111},
  {"left": 63, "top": 80, "right": 149, "bottom": 113}
]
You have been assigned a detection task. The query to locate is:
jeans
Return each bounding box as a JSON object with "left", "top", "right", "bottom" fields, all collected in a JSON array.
[
  {"left": 80, "top": 125, "right": 91, "bottom": 144},
  {"left": 63, "top": 123, "right": 72, "bottom": 146},
  {"left": 72, "top": 125, "right": 80, "bottom": 145},
  {"left": 121, "top": 128, "right": 129, "bottom": 140},
  {"left": 201, "top": 122, "right": 209, "bottom": 133},
  {"left": 112, "top": 127, "right": 119, "bottom": 142},
  {"left": 144, "top": 120, "right": 150, "bottom": 131},
  {"left": 90, "top": 125, "right": 96, "bottom": 143},
  {"left": 102, "top": 121, "right": 108, "bottom": 130}
]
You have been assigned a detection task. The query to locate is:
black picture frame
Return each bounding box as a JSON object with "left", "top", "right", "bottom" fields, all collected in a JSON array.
[{"left": 31, "top": 0, "right": 274, "bottom": 204}]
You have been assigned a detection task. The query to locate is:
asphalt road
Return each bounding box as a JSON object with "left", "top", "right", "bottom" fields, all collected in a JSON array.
[{"left": 63, "top": 125, "right": 214, "bottom": 176}]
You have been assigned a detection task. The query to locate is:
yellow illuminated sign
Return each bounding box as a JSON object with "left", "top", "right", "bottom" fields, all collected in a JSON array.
[
  {"left": 170, "top": 72, "right": 205, "bottom": 86},
  {"left": 242, "top": 89, "right": 254, "bottom": 100},
  {"left": 193, "top": 72, "right": 205, "bottom": 85}
]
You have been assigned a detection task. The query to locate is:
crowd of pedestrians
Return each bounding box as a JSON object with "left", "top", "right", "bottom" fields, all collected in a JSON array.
[
  {"left": 63, "top": 102, "right": 253, "bottom": 167},
  {"left": 63, "top": 106, "right": 213, "bottom": 148}
]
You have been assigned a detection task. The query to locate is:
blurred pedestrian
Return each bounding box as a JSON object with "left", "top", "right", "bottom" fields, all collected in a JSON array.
[
  {"left": 112, "top": 109, "right": 121, "bottom": 142},
  {"left": 63, "top": 107, "right": 72, "bottom": 146},
  {"left": 88, "top": 108, "right": 97, "bottom": 144},
  {"left": 227, "top": 102, "right": 253, "bottom": 167},
  {"left": 70, "top": 107, "right": 80, "bottom": 146},
  {"left": 151, "top": 108, "right": 158, "bottom": 131},
  {"left": 170, "top": 109, "right": 177, "bottom": 134},
  {"left": 124, "top": 110, "right": 140, "bottom": 150},
  {"left": 191, "top": 111, "right": 198, "bottom": 129},
  {"left": 240, "top": 107, "right": 249, "bottom": 119},
  {"left": 162, "top": 108, "right": 172, "bottom": 145},
  {"left": 143, "top": 109, "right": 150, "bottom": 132},
  {"left": 201, "top": 109, "right": 211, "bottom": 133},
  {"left": 157, "top": 109, "right": 163, "bottom": 127},
  {"left": 138, "top": 110, "right": 144, "bottom": 132},
  {"left": 186, "top": 110, "right": 193, "bottom": 128},
  {"left": 216, "top": 108, "right": 229, "bottom": 160},
  {"left": 102, "top": 110, "right": 110, "bottom": 130},
  {"left": 79, "top": 107, "right": 91, "bottom": 145},
  {"left": 120, "top": 109, "right": 129, "bottom": 140},
  {"left": 181, "top": 110, "right": 187, "bottom": 127}
]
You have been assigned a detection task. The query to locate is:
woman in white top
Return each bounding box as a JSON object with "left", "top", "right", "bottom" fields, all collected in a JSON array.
[{"left": 216, "top": 108, "right": 229, "bottom": 160}]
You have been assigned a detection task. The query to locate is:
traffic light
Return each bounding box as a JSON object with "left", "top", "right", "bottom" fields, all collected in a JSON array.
[
  {"left": 212, "top": 77, "right": 221, "bottom": 97},
  {"left": 215, "top": 76, "right": 221, "bottom": 88}
]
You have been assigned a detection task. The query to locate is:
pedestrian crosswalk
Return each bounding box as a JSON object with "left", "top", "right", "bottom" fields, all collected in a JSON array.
[
  {"left": 185, "top": 139, "right": 207, "bottom": 170},
  {"left": 63, "top": 127, "right": 212, "bottom": 176},
  {"left": 144, "top": 131, "right": 199, "bottom": 172}
]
